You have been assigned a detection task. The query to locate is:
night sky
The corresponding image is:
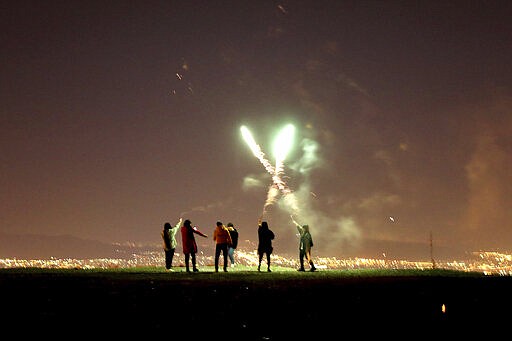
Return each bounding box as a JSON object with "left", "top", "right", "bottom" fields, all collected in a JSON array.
[{"left": 1, "top": 1, "right": 511, "bottom": 259}]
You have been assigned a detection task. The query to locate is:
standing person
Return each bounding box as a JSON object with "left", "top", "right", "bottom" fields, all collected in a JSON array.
[
  {"left": 226, "top": 222, "right": 239, "bottom": 267},
  {"left": 213, "top": 221, "right": 232, "bottom": 272},
  {"left": 257, "top": 218, "right": 275, "bottom": 272},
  {"left": 161, "top": 218, "right": 183, "bottom": 271},
  {"left": 181, "top": 219, "right": 208, "bottom": 272},
  {"left": 292, "top": 216, "right": 317, "bottom": 272}
]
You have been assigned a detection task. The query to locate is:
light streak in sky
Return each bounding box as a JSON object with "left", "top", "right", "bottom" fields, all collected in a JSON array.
[
  {"left": 240, "top": 125, "right": 275, "bottom": 175},
  {"left": 240, "top": 124, "right": 297, "bottom": 216},
  {"left": 272, "top": 123, "right": 295, "bottom": 195},
  {"left": 290, "top": 214, "right": 300, "bottom": 227},
  {"left": 273, "top": 123, "right": 295, "bottom": 163},
  {"left": 263, "top": 184, "right": 280, "bottom": 213}
]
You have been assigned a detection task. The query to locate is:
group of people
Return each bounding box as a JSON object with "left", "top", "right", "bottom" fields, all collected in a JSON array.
[
  {"left": 161, "top": 215, "right": 316, "bottom": 273},
  {"left": 213, "top": 221, "right": 239, "bottom": 272},
  {"left": 161, "top": 218, "right": 239, "bottom": 272},
  {"left": 256, "top": 216, "right": 317, "bottom": 272}
]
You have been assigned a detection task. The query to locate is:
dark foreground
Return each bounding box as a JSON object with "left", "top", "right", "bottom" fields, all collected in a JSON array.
[{"left": 1, "top": 267, "right": 510, "bottom": 339}]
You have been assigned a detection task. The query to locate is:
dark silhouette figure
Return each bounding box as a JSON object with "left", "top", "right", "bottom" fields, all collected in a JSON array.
[
  {"left": 257, "top": 218, "right": 275, "bottom": 272},
  {"left": 181, "top": 219, "right": 208, "bottom": 272},
  {"left": 161, "top": 218, "right": 182, "bottom": 271},
  {"left": 296, "top": 223, "right": 316, "bottom": 272},
  {"left": 226, "top": 222, "right": 239, "bottom": 267},
  {"left": 213, "top": 221, "right": 232, "bottom": 272}
]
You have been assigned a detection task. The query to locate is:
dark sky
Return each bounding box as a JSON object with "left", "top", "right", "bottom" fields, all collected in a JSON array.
[{"left": 1, "top": 1, "right": 511, "bottom": 258}]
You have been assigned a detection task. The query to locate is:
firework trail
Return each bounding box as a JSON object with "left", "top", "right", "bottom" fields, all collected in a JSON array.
[
  {"left": 240, "top": 124, "right": 298, "bottom": 216},
  {"left": 270, "top": 124, "right": 298, "bottom": 213},
  {"left": 262, "top": 184, "right": 280, "bottom": 214},
  {"left": 272, "top": 124, "right": 295, "bottom": 196},
  {"left": 240, "top": 125, "right": 279, "bottom": 215},
  {"left": 240, "top": 126, "right": 275, "bottom": 174}
]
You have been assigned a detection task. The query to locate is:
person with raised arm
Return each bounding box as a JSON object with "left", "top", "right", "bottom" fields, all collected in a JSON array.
[
  {"left": 181, "top": 219, "right": 208, "bottom": 272},
  {"left": 291, "top": 215, "right": 317, "bottom": 272},
  {"left": 161, "top": 217, "right": 183, "bottom": 271}
]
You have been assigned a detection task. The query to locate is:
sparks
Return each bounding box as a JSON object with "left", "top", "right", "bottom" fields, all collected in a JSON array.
[{"left": 241, "top": 124, "right": 297, "bottom": 215}]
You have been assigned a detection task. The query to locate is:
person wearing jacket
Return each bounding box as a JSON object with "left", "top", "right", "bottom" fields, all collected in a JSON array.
[
  {"left": 181, "top": 219, "right": 208, "bottom": 272},
  {"left": 161, "top": 217, "right": 183, "bottom": 271},
  {"left": 226, "top": 222, "right": 239, "bottom": 267},
  {"left": 213, "top": 221, "right": 233, "bottom": 272},
  {"left": 292, "top": 215, "right": 317, "bottom": 272},
  {"left": 257, "top": 218, "right": 275, "bottom": 272}
]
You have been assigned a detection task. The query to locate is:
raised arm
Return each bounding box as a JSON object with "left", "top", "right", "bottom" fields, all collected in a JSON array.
[
  {"left": 193, "top": 225, "right": 208, "bottom": 238},
  {"left": 171, "top": 218, "right": 183, "bottom": 237},
  {"left": 291, "top": 215, "right": 302, "bottom": 233}
]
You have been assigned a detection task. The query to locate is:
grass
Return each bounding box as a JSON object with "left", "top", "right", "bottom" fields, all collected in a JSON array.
[{"left": 0, "top": 266, "right": 508, "bottom": 339}]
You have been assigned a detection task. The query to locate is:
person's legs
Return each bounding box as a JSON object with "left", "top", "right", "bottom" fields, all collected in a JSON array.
[
  {"left": 169, "top": 248, "right": 175, "bottom": 268},
  {"left": 165, "top": 250, "right": 171, "bottom": 270},
  {"left": 191, "top": 252, "right": 198, "bottom": 272},
  {"left": 298, "top": 250, "right": 305, "bottom": 271},
  {"left": 258, "top": 251, "right": 263, "bottom": 271},
  {"left": 266, "top": 252, "right": 271, "bottom": 272},
  {"left": 228, "top": 247, "right": 235, "bottom": 265},
  {"left": 306, "top": 250, "right": 316, "bottom": 271},
  {"left": 185, "top": 253, "right": 190, "bottom": 272},
  {"left": 222, "top": 244, "right": 228, "bottom": 271},
  {"left": 214, "top": 244, "right": 221, "bottom": 272}
]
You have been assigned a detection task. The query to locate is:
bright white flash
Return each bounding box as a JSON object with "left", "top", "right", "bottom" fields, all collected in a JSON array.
[
  {"left": 240, "top": 125, "right": 275, "bottom": 175},
  {"left": 240, "top": 125, "right": 260, "bottom": 157},
  {"left": 241, "top": 123, "right": 298, "bottom": 215},
  {"left": 273, "top": 124, "right": 295, "bottom": 162}
]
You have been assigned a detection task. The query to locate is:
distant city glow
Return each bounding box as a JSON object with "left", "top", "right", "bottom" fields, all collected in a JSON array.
[{"left": 2, "top": 249, "right": 512, "bottom": 276}]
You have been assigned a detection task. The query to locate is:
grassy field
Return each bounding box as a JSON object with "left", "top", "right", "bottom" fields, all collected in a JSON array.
[{"left": 1, "top": 266, "right": 510, "bottom": 339}]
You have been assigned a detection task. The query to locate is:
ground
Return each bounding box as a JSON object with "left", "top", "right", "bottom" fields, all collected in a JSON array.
[{"left": 1, "top": 267, "right": 509, "bottom": 339}]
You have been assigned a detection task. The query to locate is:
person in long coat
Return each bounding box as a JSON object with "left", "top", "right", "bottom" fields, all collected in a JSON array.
[
  {"left": 257, "top": 218, "right": 275, "bottom": 272},
  {"left": 181, "top": 219, "right": 208, "bottom": 272}
]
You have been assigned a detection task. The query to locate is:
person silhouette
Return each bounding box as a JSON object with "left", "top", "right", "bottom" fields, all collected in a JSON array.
[
  {"left": 213, "top": 221, "right": 232, "bottom": 272},
  {"left": 161, "top": 218, "right": 182, "bottom": 271},
  {"left": 257, "top": 218, "right": 275, "bottom": 272},
  {"left": 181, "top": 219, "right": 208, "bottom": 272},
  {"left": 226, "top": 222, "right": 239, "bottom": 267},
  {"left": 292, "top": 215, "right": 317, "bottom": 272}
]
